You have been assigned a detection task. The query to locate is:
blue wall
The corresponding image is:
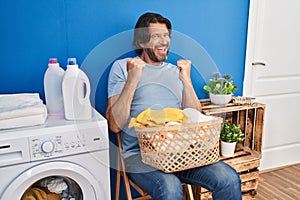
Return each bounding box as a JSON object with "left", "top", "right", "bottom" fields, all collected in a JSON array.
[{"left": 0, "top": 0, "right": 249, "bottom": 199}]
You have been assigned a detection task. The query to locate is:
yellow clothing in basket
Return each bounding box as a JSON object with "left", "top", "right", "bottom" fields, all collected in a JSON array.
[{"left": 129, "top": 108, "right": 188, "bottom": 128}]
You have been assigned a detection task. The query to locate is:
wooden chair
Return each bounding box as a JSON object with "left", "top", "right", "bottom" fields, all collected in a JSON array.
[{"left": 115, "top": 132, "right": 195, "bottom": 200}]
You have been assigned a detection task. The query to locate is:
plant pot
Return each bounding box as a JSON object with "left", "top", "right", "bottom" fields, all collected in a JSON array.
[
  {"left": 220, "top": 141, "right": 236, "bottom": 157},
  {"left": 209, "top": 93, "right": 232, "bottom": 105}
]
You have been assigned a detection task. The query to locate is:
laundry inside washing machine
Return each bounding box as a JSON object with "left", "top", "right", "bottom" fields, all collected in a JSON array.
[{"left": 21, "top": 176, "right": 82, "bottom": 200}]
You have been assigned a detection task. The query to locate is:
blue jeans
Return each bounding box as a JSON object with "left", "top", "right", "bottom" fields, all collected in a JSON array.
[{"left": 125, "top": 154, "right": 242, "bottom": 200}]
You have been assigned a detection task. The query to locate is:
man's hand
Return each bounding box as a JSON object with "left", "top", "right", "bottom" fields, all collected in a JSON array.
[
  {"left": 177, "top": 59, "right": 202, "bottom": 111},
  {"left": 106, "top": 58, "right": 145, "bottom": 133},
  {"left": 177, "top": 59, "right": 192, "bottom": 83},
  {"left": 127, "top": 58, "right": 145, "bottom": 83}
]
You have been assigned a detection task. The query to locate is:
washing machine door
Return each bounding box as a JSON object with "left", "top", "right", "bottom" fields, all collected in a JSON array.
[{"left": 0, "top": 161, "right": 105, "bottom": 200}]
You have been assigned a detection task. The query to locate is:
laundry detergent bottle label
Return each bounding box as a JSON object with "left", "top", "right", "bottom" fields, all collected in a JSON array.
[{"left": 62, "top": 58, "right": 92, "bottom": 120}]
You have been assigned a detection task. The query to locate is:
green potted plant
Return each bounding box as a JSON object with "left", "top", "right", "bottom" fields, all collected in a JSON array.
[
  {"left": 220, "top": 121, "right": 244, "bottom": 157},
  {"left": 203, "top": 72, "right": 238, "bottom": 104}
]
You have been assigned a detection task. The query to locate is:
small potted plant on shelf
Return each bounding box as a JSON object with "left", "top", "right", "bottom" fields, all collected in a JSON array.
[
  {"left": 203, "top": 72, "right": 238, "bottom": 104},
  {"left": 220, "top": 121, "right": 244, "bottom": 157}
]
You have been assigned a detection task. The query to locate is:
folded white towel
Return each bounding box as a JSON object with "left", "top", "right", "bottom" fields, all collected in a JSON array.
[
  {"left": 0, "top": 93, "right": 46, "bottom": 120},
  {"left": 0, "top": 112, "right": 47, "bottom": 130},
  {"left": 0, "top": 93, "right": 48, "bottom": 129}
]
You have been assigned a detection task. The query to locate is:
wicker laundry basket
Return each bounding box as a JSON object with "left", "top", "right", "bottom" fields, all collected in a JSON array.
[{"left": 135, "top": 116, "right": 223, "bottom": 173}]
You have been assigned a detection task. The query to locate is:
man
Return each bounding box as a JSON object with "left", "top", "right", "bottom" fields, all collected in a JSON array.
[{"left": 106, "top": 12, "right": 242, "bottom": 200}]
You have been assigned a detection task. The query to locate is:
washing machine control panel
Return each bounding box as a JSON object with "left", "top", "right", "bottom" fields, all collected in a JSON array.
[
  {"left": 31, "top": 136, "right": 64, "bottom": 157},
  {"left": 29, "top": 125, "right": 108, "bottom": 161}
]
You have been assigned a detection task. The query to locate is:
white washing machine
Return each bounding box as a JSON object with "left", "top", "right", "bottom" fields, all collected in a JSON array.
[{"left": 0, "top": 110, "right": 110, "bottom": 200}]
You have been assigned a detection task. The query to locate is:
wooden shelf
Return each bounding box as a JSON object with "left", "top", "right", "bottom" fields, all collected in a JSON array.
[
  {"left": 201, "top": 99, "right": 265, "bottom": 154},
  {"left": 189, "top": 100, "right": 266, "bottom": 200}
]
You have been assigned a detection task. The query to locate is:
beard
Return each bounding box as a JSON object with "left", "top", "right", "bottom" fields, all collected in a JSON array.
[{"left": 144, "top": 47, "right": 168, "bottom": 63}]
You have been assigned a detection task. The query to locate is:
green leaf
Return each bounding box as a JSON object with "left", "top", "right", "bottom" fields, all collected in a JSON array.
[
  {"left": 203, "top": 73, "right": 238, "bottom": 95},
  {"left": 220, "top": 121, "right": 244, "bottom": 142}
]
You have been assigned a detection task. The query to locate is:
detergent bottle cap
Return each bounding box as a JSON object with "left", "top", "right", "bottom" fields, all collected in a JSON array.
[
  {"left": 49, "top": 58, "right": 58, "bottom": 64},
  {"left": 67, "top": 58, "right": 77, "bottom": 65}
]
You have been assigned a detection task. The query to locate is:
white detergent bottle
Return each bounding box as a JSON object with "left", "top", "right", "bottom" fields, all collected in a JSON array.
[
  {"left": 62, "top": 58, "right": 92, "bottom": 120},
  {"left": 44, "top": 58, "right": 65, "bottom": 116}
]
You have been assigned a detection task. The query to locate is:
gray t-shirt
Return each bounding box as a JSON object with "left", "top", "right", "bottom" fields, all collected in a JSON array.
[{"left": 107, "top": 57, "right": 183, "bottom": 159}]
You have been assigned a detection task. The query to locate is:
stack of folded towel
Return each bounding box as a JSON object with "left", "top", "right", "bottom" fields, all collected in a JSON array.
[{"left": 0, "top": 93, "right": 47, "bottom": 130}]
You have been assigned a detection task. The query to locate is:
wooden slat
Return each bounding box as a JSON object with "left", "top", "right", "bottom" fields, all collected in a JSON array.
[
  {"left": 253, "top": 107, "right": 265, "bottom": 153},
  {"left": 240, "top": 170, "right": 259, "bottom": 183},
  {"left": 242, "top": 193, "right": 256, "bottom": 200},
  {"left": 221, "top": 147, "right": 261, "bottom": 172},
  {"left": 223, "top": 152, "right": 260, "bottom": 166},
  {"left": 133, "top": 196, "right": 152, "bottom": 200},
  {"left": 200, "top": 99, "right": 264, "bottom": 109},
  {"left": 195, "top": 183, "right": 258, "bottom": 200},
  {"left": 200, "top": 101, "right": 265, "bottom": 116},
  {"left": 242, "top": 180, "right": 258, "bottom": 192},
  {"left": 134, "top": 195, "right": 152, "bottom": 200},
  {"left": 199, "top": 191, "right": 211, "bottom": 199},
  {"left": 232, "top": 160, "right": 260, "bottom": 173},
  {"left": 195, "top": 192, "right": 257, "bottom": 200}
]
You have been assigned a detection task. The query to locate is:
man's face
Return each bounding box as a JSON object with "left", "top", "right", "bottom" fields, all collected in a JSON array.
[{"left": 144, "top": 23, "right": 170, "bottom": 62}]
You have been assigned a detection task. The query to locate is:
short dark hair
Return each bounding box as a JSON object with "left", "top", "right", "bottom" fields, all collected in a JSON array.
[{"left": 132, "top": 12, "right": 172, "bottom": 54}]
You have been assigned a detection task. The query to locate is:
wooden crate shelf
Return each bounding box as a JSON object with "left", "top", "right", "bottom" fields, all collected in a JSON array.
[
  {"left": 200, "top": 99, "right": 265, "bottom": 154},
  {"left": 190, "top": 99, "right": 265, "bottom": 200}
]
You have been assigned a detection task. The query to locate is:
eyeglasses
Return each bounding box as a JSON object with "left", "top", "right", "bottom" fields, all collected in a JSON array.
[{"left": 150, "top": 33, "right": 170, "bottom": 41}]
